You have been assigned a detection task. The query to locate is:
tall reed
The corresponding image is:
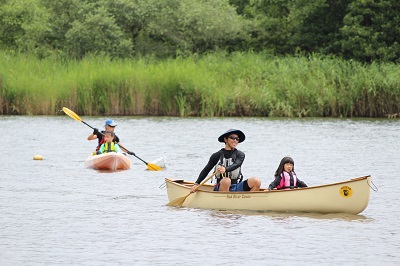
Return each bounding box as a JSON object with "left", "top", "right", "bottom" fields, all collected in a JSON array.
[{"left": 1, "top": 51, "right": 399, "bottom": 117}]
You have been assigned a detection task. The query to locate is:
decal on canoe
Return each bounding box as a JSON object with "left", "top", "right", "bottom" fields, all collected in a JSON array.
[
  {"left": 226, "top": 194, "right": 252, "bottom": 199},
  {"left": 340, "top": 186, "right": 353, "bottom": 198}
]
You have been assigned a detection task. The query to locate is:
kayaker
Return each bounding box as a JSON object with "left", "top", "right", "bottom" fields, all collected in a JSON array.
[
  {"left": 190, "top": 129, "right": 261, "bottom": 192},
  {"left": 268, "top": 156, "right": 308, "bottom": 190},
  {"left": 88, "top": 119, "right": 129, "bottom": 153},
  {"left": 97, "top": 131, "right": 122, "bottom": 154}
]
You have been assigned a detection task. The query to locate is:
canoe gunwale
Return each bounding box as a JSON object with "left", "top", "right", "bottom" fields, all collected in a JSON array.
[{"left": 165, "top": 175, "right": 371, "bottom": 194}]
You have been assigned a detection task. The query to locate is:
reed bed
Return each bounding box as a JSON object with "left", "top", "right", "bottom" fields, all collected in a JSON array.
[{"left": 1, "top": 51, "right": 399, "bottom": 117}]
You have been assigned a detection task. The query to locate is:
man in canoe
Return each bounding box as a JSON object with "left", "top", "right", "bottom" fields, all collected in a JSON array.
[
  {"left": 88, "top": 119, "right": 128, "bottom": 153},
  {"left": 191, "top": 129, "right": 261, "bottom": 192}
]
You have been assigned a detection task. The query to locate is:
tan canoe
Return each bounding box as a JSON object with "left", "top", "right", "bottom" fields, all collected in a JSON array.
[
  {"left": 84, "top": 153, "right": 131, "bottom": 171},
  {"left": 165, "top": 175, "right": 372, "bottom": 214}
]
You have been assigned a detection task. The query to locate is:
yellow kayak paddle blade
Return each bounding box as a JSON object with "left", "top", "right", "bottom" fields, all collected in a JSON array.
[
  {"left": 147, "top": 163, "right": 163, "bottom": 171},
  {"left": 62, "top": 107, "right": 83, "bottom": 122}
]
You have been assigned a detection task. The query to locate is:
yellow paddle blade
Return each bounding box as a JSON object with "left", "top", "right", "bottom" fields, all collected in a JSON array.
[
  {"left": 166, "top": 193, "right": 190, "bottom": 207},
  {"left": 62, "top": 107, "right": 82, "bottom": 122},
  {"left": 147, "top": 163, "right": 163, "bottom": 171}
]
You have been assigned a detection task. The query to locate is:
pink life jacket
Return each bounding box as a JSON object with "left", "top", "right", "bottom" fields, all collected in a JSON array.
[{"left": 277, "top": 171, "right": 297, "bottom": 189}]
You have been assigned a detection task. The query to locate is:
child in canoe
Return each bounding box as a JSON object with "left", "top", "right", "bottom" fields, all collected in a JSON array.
[
  {"left": 97, "top": 131, "right": 122, "bottom": 154},
  {"left": 268, "top": 156, "right": 308, "bottom": 190}
]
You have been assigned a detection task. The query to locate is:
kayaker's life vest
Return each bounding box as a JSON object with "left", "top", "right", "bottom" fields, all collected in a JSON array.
[
  {"left": 214, "top": 149, "right": 243, "bottom": 184},
  {"left": 96, "top": 131, "right": 118, "bottom": 151},
  {"left": 102, "top": 142, "right": 117, "bottom": 153},
  {"left": 277, "top": 171, "right": 298, "bottom": 189}
]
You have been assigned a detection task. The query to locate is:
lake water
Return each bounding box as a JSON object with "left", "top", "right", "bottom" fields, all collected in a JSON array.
[{"left": 1, "top": 115, "right": 399, "bottom": 265}]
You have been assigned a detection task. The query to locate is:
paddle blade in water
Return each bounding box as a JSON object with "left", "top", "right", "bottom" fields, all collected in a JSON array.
[
  {"left": 147, "top": 163, "right": 163, "bottom": 171},
  {"left": 166, "top": 171, "right": 217, "bottom": 206},
  {"left": 166, "top": 194, "right": 190, "bottom": 207}
]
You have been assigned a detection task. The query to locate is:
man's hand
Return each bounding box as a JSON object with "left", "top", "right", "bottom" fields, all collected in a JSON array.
[
  {"left": 217, "top": 165, "right": 226, "bottom": 174},
  {"left": 190, "top": 184, "right": 199, "bottom": 193}
]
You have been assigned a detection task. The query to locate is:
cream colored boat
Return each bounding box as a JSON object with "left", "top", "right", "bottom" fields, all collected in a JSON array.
[
  {"left": 84, "top": 153, "right": 131, "bottom": 171},
  {"left": 165, "top": 175, "right": 372, "bottom": 214}
]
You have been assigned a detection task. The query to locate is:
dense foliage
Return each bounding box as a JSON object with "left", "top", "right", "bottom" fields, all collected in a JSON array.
[
  {"left": 1, "top": 0, "right": 399, "bottom": 117},
  {"left": 1, "top": 52, "right": 399, "bottom": 117},
  {"left": 0, "top": 0, "right": 399, "bottom": 62}
]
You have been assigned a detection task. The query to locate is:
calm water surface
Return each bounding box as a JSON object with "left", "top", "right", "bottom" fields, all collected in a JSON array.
[{"left": 1, "top": 115, "right": 399, "bottom": 265}]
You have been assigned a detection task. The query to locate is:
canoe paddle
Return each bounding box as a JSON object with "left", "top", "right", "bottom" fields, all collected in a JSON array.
[
  {"left": 166, "top": 171, "right": 218, "bottom": 207},
  {"left": 62, "top": 107, "right": 163, "bottom": 171}
]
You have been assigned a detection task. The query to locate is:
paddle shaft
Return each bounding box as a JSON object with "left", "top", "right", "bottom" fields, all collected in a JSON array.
[
  {"left": 193, "top": 170, "right": 218, "bottom": 193},
  {"left": 116, "top": 143, "right": 150, "bottom": 164},
  {"left": 83, "top": 121, "right": 96, "bottom": 130}
]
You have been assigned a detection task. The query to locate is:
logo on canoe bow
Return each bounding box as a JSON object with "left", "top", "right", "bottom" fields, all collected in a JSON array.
[{"left": 340, "top": 186, "right": 353, "bottom": 198}]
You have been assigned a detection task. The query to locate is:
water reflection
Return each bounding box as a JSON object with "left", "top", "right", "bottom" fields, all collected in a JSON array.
[{"left": 208, "top": 209, "right": 371, "bottom": 222}]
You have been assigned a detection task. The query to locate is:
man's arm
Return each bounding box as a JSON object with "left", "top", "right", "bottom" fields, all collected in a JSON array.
[{"left": 194, "top": 151, "right": 220, "bottom": 184}]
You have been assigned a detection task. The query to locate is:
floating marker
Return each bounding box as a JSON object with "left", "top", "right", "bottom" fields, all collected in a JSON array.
[{"left": 33, "top": 155, "right": 43, "bottom": 160}]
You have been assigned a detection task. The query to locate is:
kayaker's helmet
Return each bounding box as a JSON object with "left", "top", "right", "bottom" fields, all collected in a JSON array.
[
  {"left": 218, "top": 129, "right": 245, "bottom": 143},
  {"left": 105, "top": 119, "right": 117, "bottom": 127}
]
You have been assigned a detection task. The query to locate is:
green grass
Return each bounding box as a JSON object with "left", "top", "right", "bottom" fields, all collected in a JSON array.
[{"left": 1, "top": 51, "right": 399, "bottom": 117}]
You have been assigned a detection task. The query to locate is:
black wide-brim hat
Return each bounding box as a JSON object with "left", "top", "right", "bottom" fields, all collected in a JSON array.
[{"left": 218, "top": 129, "right": 246, "bottom": 143}]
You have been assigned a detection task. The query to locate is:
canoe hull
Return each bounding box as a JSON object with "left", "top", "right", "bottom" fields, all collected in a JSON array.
[
  {"left": 84, "top": 153, "right": 131, "bottom": 171},
  {"left": 165, "top": 176, "right": 371, "bottom": 214}
]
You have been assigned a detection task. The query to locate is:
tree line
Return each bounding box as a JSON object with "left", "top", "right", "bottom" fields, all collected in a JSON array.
[{"left": 1, "top": 0, "right": 399, "bottom": 62}]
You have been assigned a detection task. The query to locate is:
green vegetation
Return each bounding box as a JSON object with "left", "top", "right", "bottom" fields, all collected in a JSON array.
[
  {"left": 1, "top": 51, "right": 399, "bottom": 117},
  {"left": 1, "top": 0, "right": 399, "bottom": 62},
  {"left": 1, "top": 0, "right": 399, "bottom": 117}
]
